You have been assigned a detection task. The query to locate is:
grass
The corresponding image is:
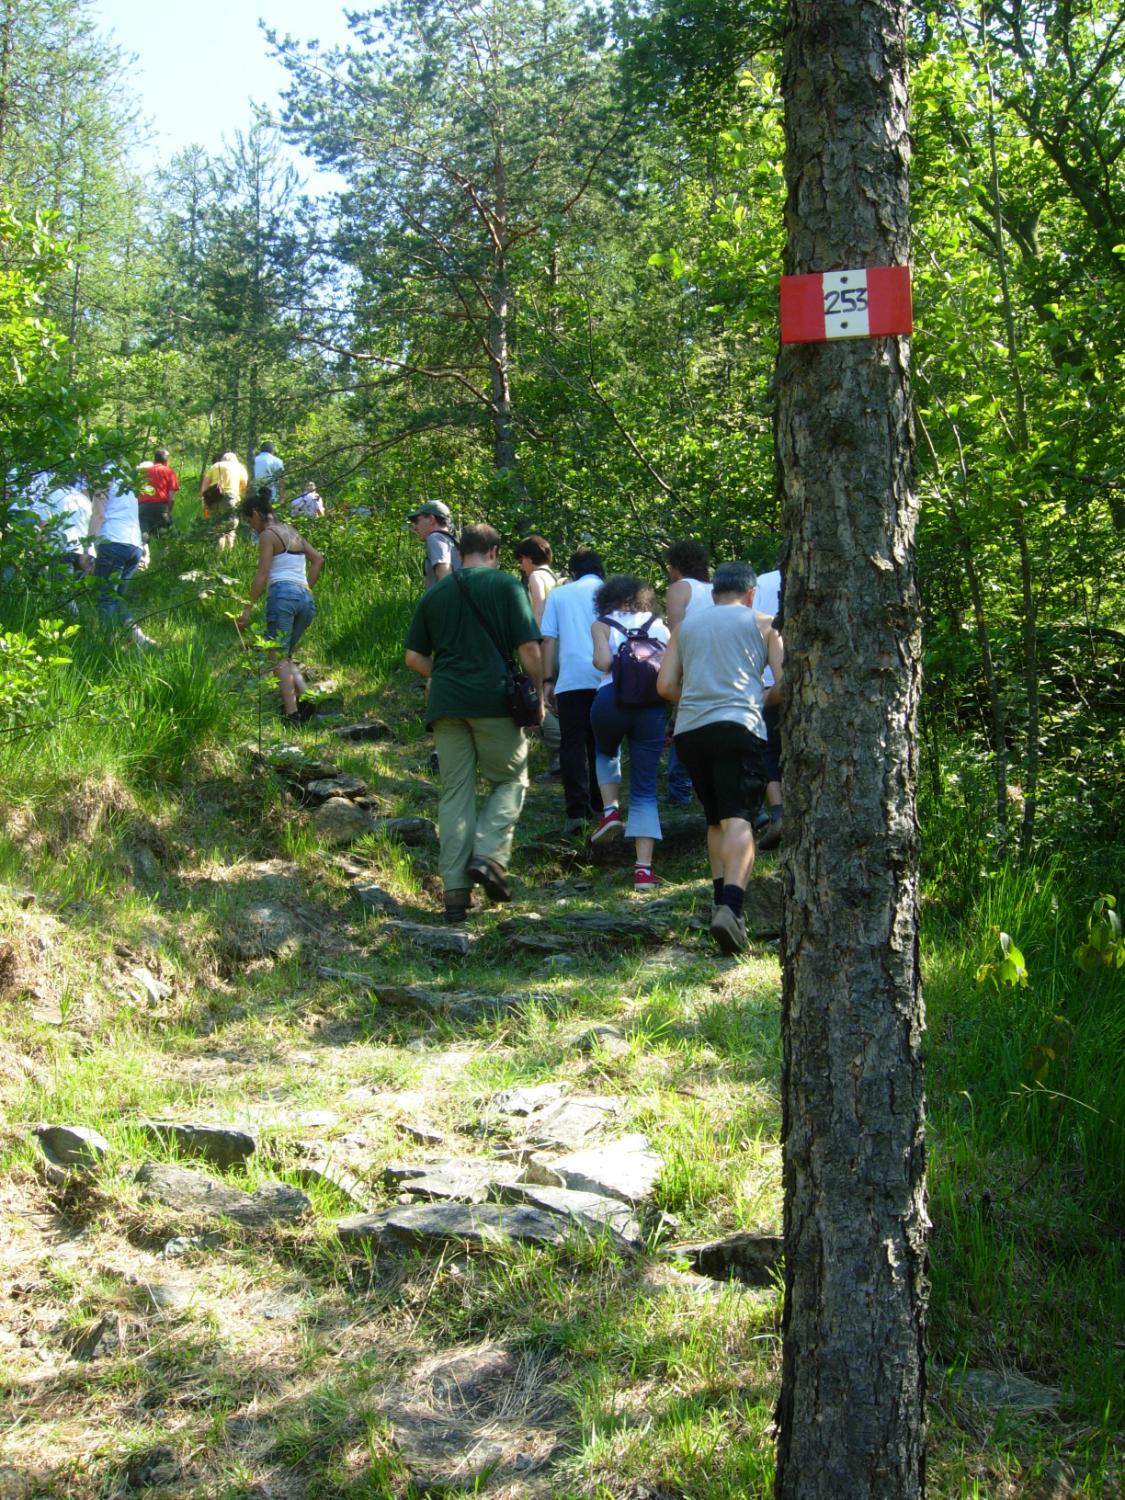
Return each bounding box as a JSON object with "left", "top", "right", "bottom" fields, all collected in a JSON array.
[{"left": 0, "top": 536, "right": 1121, "bottom": 1497}]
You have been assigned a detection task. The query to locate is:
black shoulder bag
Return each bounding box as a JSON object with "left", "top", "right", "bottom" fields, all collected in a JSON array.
[{"left": 455, "top": 574, "right": 541, "bottom": 728}]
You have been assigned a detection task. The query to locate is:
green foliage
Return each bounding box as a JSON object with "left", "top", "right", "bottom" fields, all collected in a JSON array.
[
  {"left": 974, "top": 928, "right": 1028, "bottom": 991},
  {"left": 0, "top": 619, "right": 77, "bottom": 725},
  {"left": 1073, "top": 894, "right": 1124, "bottom": 974}
]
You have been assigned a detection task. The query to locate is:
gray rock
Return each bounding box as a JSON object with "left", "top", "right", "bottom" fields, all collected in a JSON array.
[
  {"left": 397, "top": 1122, "right": 446, "bottom": 1147},
  {"left": 376, "top": 920, "right": 474, "bottom": 957},
  {"left": 291, "top": 1158, "right": 372, "bottom": 1211},
  {"left": 128, "top": 967, "right": 171, "bottom": 1006},
  {"left": 351, "top": 881, "right": 402, "bottom": 916},
  {"left": 370, "top": 816, "right": 436, "bottom": 846},
  {"left": 140, "top": 1283, "right": 193, "bottom": 1313},
  {"left": 311, "top": 797, "right": 380, "bottom": 845},
  {"left": 225, "top": 905, "right": 304, "bottom": 959},
  {"left": 135, "top": 1162, "right": 311, "bottom": 1226},
  {"left": 493, "top": 1083, "right": 568, "bottom": 1117},
  {"left": 498, "top": 911, "right": 668, "bottom": 949},
  {"left": 525, "top": 1096, "right": 622, "bottom": 1148},
  {"left": 331, "top": 720, "right": 391, "bottom": 742},
  {"left": 390, "top": 1158, "right": 523, "bottom": 1204},
  {"left": 672, "top": 1231, "right": 784, "bottom": 1287},
  {"left": 0, "top": 883, "right": 37, "bottom": 908},
  {"left": 447, "top": 991, "right": 531, "bottom": 1022},
  {"left": 33, "top": 1124, "right": 110, "bottom": 1172},
  {"left": 573, "top": 1023, "right": 629, "bottom": 1056},
  {"left": 140, "top": 1122, "right": 256, "bottom": 1168},
  {"left": 157, "top": 1234, "right": 221, "bottom": 1258},
  {"left": 953, "top": 1369, "right": 1062, "bottom": 1412},
  {"left": 68, "top": 1312, "right": 123, "bottom": 1361},
  {"left": 336, "top": 1200, "right": 581, "bottom": 1251},
  {"left": 305, "top": 773, "right": 369, "bottom": 803},
  {"left": 490, "top": 1181, "right": 643, "bottom": 1246},
  {"left": 522, "top": 1133, "right": 661, "bottom": 1206},
  {"left": 743, "top": 872, "right": 783, "bottom": 938}
]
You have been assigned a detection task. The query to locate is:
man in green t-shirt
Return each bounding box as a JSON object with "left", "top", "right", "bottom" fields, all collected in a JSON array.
[{"left": 404, "top": 523, "right": 544, "bottom": 922}]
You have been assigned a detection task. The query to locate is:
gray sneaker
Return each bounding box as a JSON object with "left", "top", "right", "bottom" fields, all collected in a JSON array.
[{"left": 710, "top": 904, "right": 747, "bottom": 956}]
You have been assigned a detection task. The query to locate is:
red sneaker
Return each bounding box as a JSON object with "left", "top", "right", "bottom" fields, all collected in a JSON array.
[
  {"left": 633, "top": 866, "right": 658, "bottom": 890},
  {"left": 590, "top": 808, "right": 624, "bottom": 843}
]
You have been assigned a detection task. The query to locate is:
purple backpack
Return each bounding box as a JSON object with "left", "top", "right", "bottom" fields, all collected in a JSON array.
[{"left": 599, "top": 614, "right": 666, "bottom": 706}]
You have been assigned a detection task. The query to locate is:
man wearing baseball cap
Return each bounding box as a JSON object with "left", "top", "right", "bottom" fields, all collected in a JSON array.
[{"left": 408, "top": 500, "right": 462, "bottom": 590}]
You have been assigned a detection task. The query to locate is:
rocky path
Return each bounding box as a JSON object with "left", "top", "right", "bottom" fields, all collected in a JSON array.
[{"left": 1, "top": 692, "right": 792, "bottom": 1498}]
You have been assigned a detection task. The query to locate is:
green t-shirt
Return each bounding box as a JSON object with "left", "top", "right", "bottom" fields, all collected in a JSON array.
[{"left": 405, "top": 566, "right": 540, "bottom": 723}]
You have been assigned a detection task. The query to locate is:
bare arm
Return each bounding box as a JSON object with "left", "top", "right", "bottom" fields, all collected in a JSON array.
[
  {"left": 404, "top": 649, "right": 432, "bottom": 679},
  {"left": 763, "top": 626, "right": 784, "bottom": 707},
  {"left": 527, "top": 572, "right": 550, "bottom": 625},
  {"left": 665, "top": 579, "right": 690, "bottom": 631},
  {"left": 540, "top": 636, "right": 557, "bottom": 712},
  {"left": 89, "top": 491, "right": 108, "bottom": 537},
  {"left": 592, "top": 619, "right": 614, "bottom": 673},
  {"left": 656, "top": 628, "right": 683, "bottom": 702},
  {"left": 303, "top": 539, "right": 325, "bottom": 587}
]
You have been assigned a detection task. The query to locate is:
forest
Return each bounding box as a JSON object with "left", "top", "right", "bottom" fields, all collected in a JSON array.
[{"left": 0, "top": 2, "right": 1121, "bottom": 1497}]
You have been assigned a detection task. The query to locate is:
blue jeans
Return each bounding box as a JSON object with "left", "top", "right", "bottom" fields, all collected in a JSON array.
[
  {"left": 265, "top": 582, "right": 315, "bottom": 656},
  {"left": 94, "top": 541, "right": 144, "bottom": 625},
  {"left": 666, "top": 740, "right": 695, "bottom": 805},
  {"left": 589, "top": 685, "right": 664, "bottom": 841}
]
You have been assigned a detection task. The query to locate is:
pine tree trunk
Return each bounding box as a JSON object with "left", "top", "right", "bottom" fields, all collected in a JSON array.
[{"left": 774, "top": 4, "right": 927, "bottom": 1497}]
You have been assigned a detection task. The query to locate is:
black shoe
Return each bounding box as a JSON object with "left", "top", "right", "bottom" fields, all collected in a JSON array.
[
  {"left": 467, "top": 856, "right": 512, "bottom": 903},
  {"left": 429, "top": 751, "right": 441, "bottom": 775},
  {"left": 757, "top": 817, "right": 783, "bottom": 852}
]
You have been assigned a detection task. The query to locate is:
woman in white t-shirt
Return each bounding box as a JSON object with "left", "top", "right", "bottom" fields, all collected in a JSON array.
[
  {"left": 91, "top": 469, "right": 154, "bottom": 644},
  {"left": 589, "top": 575, "right": 671, "bottom": 890}
]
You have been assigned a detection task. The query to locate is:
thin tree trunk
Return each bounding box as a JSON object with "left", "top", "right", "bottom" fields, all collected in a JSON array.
[
  {"left": 0, "top": 2, "right": 14, "bottom": 183},
  {"left": 979, "top": 12, "right": 1038, "bottom": 854},
  {"left": 775, "top": 4, "right": 927, "bottom": 1497}
]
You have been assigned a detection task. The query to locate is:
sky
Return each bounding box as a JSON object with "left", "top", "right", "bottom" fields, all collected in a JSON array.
[{"left": 87, "top": 0, "right": 356, "bottom": 190}]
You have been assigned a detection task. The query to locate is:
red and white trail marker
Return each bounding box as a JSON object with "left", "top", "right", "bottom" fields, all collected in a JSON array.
[{"left": 779, "top": 265, "right": 913, "bottom": 344}]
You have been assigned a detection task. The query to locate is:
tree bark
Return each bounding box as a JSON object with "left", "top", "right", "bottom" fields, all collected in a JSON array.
[{"left": 775, "top": 4, "right": 927, "bottom": 1498}]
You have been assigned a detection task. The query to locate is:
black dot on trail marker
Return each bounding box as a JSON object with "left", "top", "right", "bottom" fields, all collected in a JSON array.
[{"left": 841, "top": 321, "right": 849, "bottom": 329}]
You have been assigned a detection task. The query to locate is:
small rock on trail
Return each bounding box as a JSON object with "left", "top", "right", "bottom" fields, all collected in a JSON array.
[{"left": 135, "top": 1162, "right": 311, "bottom": 1227}]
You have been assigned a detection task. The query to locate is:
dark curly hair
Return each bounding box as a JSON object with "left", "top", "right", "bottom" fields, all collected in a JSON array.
[{"left": 595, "top": 574, "right": 656, "bottom": 615}]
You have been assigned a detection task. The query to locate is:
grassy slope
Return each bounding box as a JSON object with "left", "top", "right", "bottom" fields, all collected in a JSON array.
[{"left": 0, "top": 516, "right": 1120, "bottom": 1499}]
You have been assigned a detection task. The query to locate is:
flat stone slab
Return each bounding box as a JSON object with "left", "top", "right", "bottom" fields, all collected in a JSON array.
[
  {"left": 139, "top": 1122, "right": 256, "bottom": 1168},
  {"left": 351, "top": 881, "right": 402, "bottom": 915},
  {"left": 387, "top": 1158, "right": 523, "bottom": 1204},
  {"left": 952, "top": 1369, "right": 1062, "bottom": 1412},
  {"left": 493, "top": 1083, "right": 568, "bottom": 1117},
  {"left": 522, "top": 1134, "right": 661, "bottom": 1206},
  {"left": 376, "top": 921, "right": 474, "bottom": 957},
  {"left": 498, "top": 912, "right": 668, "bottom": 950},
  {"left": 331, "top": 720, "right": 391, "bottom": 741},
  {"left": 290, "top": 1158, "right": 373, "bottom": 1211},
  {"left": 33, "top": 1124, "right": 110, "bottom": 1171},
  {"left": 672, "top": 1231, "right": 784, "bottom": 1287},
  {"left": 135, "top": 1162, "right": 311, "bottom": 1226},
  {"left": 372, "top": 816, "right": 436, "bottom": 846},
  {"left": 525, "top": 1096, "right": 622, "bottom": 1149},
  {"left": 336, "top": 1201, "right": 579, "bottom": 1251},
  {"left": 490, "top": 1181, "right": 643, "bottom": 1247},
  {"left": 305, "top": 773, "right": 369, "bottom": 803}
]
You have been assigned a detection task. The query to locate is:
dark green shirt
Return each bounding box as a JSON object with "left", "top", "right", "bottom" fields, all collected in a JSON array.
[{"left": 405, "top": 566, "right": 540, "bottom": 724}]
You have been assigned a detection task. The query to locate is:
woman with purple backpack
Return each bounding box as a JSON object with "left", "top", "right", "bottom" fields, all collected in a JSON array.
[{"left": 588, "top": 575, "right": 671, "bottom": 890}]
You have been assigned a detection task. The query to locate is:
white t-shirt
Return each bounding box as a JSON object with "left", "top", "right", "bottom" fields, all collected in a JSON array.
[
  {"left": 99, "top": 478, "right": 142, "bottom": 548},
  {"left": 540, "top": 573, "right": 604, "bottom": 694},
  {"left": 290, "top": 490, "right": 324, "bottom": 519},
  {"left": 254, "top": 451, "right": 285, "bottom": 497},
  {"left": 595, "top": 609, "right": 671, "bottom": 689},
  {"left": 34, "top": 485, "right": 92, "bottom": 551},
  {"left": 682, "top": 577, "right": 715, "bottom": 619},
  {"left": 755, "top": 569, "right": 781, "bottom": 621}
]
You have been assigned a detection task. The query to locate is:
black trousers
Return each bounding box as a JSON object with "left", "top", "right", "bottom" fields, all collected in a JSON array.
[{"left": 555, "top": 688, "right": 603, "bottom": 819}]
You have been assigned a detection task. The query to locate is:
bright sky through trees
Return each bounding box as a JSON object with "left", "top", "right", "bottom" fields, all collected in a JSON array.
[{"left": 86, "top": 0, "right": 353, "bottom": 186}]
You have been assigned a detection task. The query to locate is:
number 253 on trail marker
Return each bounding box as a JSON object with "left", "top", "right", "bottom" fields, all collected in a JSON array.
[{"left": 779, "top": 265, "right": 912, "bottom": 344}]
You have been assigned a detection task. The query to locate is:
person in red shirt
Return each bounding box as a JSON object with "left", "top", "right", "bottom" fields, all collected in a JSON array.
[{"left": 137, "top": 447, "right": 179, "bottom": 558}]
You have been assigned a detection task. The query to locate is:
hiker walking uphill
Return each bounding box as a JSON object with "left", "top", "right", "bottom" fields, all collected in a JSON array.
[
  {"left": 236, "top": 490, "right": 324, "bottom": 725},
  {"left": 539, "top": 549, "right": 607, "bottom": 834},
  {"left": 136, "top": 447, "right": 179, "bottom": 557},
  {"left": 253, "top": 442, "right": 285, "bottom": 506},
  {"left": 90, "top": 467, "right": 156, "bottom": 648},
  {"left": 589, "top": 575, "right": 671, "bottom": 890},
  {"left": 408, "top": 500, "right": 461, "bottom": 588},
  {"left": 657, "top": 561, "right": 783, "bottom": 954},
  {"left": 404, "top": 524, "right": 543, "bottom": 925},
  {"left": 200, "top": 451, "right": 248, "bottom": 552},
  {"left": 663, "top": 540, "right": 716, "bottom": 808},
  {"left": 514, "top": 534, "right": 562, "bottom": 779}
]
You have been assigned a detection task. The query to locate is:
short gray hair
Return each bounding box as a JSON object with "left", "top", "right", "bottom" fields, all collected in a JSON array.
[{"left": 711, "top": 561, "right": 757, "bottom": 597}]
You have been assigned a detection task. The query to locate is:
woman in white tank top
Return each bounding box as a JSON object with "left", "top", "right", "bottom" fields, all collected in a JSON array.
[{"left": 236, "top": 490, "right": 325, "bottom": 724}]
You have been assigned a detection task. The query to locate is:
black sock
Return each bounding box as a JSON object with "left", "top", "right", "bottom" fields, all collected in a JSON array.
[
  {"left": 712, "top": 878, "right": 724, "bottom": 905},
  {"left": 722, "top": 884, "right": 745, "bottom": 917}
]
